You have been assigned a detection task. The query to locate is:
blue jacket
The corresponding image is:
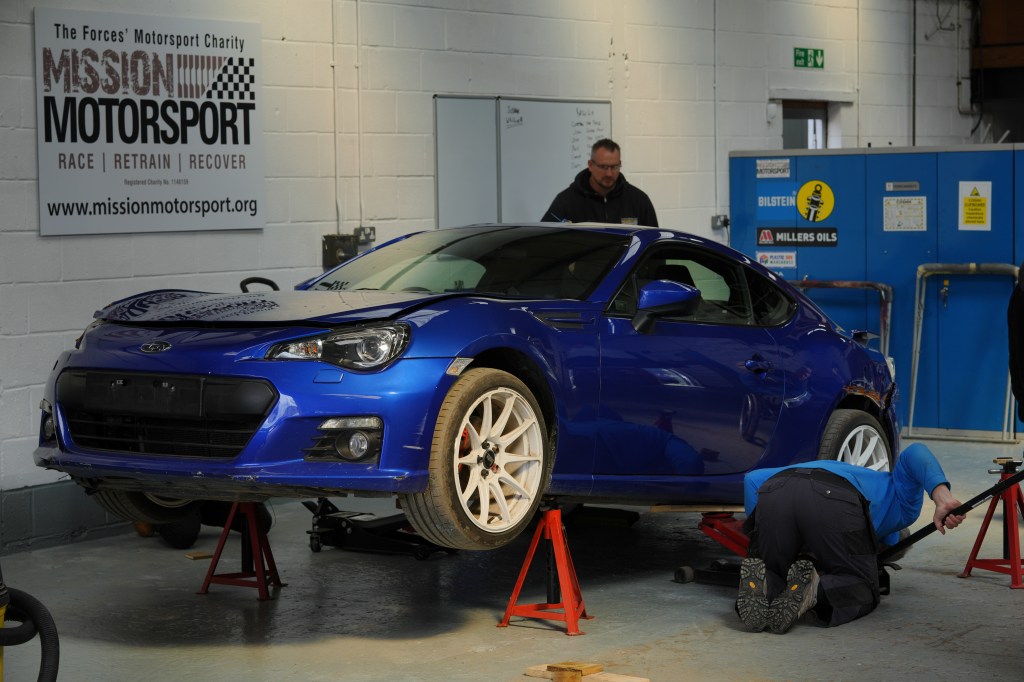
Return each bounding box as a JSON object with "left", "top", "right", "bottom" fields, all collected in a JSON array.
[{"left": 743, "top": 443, "right": 950, "bottom": 546}]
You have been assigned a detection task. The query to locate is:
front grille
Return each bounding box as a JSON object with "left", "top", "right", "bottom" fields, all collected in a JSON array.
[{"left": 57, "top": 371, "right": 277, "bottom": 459}]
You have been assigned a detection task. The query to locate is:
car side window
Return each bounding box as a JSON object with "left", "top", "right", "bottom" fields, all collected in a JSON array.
[
  {"left": 609, "top": 247, "right": 754, "bottom": 325},
  {"left": 746, "top": 268, "right": 797, "bottom": 326}
]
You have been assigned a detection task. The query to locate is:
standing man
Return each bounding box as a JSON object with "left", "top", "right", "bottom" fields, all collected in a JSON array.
[
  {"left": 736, "top": 442, "right": 965, "bottom": 634},
  {"left": 542, "top": 139, "right": 658, "bottom": 226}
]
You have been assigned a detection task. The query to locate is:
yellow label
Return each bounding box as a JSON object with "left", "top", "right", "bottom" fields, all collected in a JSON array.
[{"left": 796, "top": 180, "right": 835, "bottom": 222}]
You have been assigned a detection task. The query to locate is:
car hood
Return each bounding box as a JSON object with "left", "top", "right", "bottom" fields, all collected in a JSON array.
[{"left": 97, "top": 289, "right": 442, "bottom": 325}]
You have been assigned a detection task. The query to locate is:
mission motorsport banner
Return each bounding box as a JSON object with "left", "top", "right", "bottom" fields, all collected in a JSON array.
[{"left": 34, "top": 7, "right": 263, "bottom": 235}]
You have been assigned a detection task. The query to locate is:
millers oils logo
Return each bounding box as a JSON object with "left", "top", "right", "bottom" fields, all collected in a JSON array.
[{"left": 796, "top": 180, "right": 834, "bottom": 222}]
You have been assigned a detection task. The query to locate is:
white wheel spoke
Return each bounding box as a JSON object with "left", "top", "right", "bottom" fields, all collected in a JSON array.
[
  {"left": 501, "top": 451, "right": 541, "bottom": 465},
  {"left": 459, "top": 467, "right": 482, "bottom": 503},
  {"left": 494, "top": 415, "right": 536, "bottom": 447},
  {"left": 464, "top": 420, "right": 483, "bottom": 450},
  {"left": 478, "top": 398, "right": 493, "bottom": 438},
  {"left": 490, "top": 479, "right": 512, "bottom": 522},
  {"left": 490, "top": 395, "right": 516, "bottom": 439},
  {"left": 475, "top": 476, "right": 491, "bottom": 524},
  {"left": 497, "top": 472, "right": 531, "bottom": 499}
]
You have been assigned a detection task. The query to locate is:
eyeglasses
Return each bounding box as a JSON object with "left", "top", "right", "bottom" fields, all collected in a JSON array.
[{"left": 590, "top": 162, "right": 621, "bottom": 172}]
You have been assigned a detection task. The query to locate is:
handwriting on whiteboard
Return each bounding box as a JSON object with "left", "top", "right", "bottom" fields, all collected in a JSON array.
[
  {"left": 505, "top": 104, "right": 523, "bottom": 129},
  {"left": 571, "top": 107, "right": 604, "bottom": 170}
]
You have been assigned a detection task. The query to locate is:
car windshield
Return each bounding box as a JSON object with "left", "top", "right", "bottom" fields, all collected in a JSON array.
[{"left": 312, "top": 225, "right": 630, "bottom": 299}]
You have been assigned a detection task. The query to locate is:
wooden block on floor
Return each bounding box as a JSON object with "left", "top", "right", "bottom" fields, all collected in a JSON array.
[
  {"left": 525, "top": 664, "right": 649, "bottom": 682},
  {"left": 547, "top": 662, "right": 603, "bottom": 676}
]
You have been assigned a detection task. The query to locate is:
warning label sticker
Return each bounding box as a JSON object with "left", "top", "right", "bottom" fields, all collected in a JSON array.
[
  {"left": 757, "top": 227, "right": 837, "bottom": 247},
  {"left": 959, "top": 181, "right": 991, "bottom": 231}
]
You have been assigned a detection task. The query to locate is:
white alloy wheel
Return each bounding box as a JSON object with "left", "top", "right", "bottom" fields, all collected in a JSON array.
[
  {"left": 400, "top": 367, "right": 552, "bottom": 550},
  {"left": 817, "top": 409, "right": 893, "bottom": 472},
  {"left": 453, "top": 385, "right": 545, "bottom": 532}
]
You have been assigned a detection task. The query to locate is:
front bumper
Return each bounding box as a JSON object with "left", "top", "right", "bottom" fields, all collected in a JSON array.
[{"left": 37, "top": 354, "right": 456, "bottom": 498}]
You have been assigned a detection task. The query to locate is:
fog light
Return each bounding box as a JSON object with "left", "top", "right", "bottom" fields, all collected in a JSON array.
[
  {"left": 342, "top": 431, "right": 370, "bottom": 459},
  {"left": 39, "top": 399, "right": 56, "bottom": 443},
  {"left": 42, "top": 415, "right": 56, "bottom": 441},
  {"left": 306, "top": 416, "right": 383, "bottom": 462}
]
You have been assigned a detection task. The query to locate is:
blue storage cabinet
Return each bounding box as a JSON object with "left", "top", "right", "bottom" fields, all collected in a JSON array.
[
  {"left": 864, "top": 152, "right": 938, "bottom": 432},
  {"left": 730, "top": 153, "right": 871, "bottom": 338},
  {"left": 934, "top": 150, "right": 1014, "bottom": 432},
  {"left": 729, "top": 145, "right": 1019, "bottom": 437}
]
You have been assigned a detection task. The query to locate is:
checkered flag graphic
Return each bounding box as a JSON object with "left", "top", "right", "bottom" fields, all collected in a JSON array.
[{"left": 206, "top": 58, "right": 256, "bottom": 101}]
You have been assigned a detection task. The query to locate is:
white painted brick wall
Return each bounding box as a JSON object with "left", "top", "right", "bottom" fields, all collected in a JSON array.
[{"left": 0, "top": 0, "right": 980, "bottom": 497}]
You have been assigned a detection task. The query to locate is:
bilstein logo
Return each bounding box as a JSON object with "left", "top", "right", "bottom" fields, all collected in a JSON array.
[{"left": 140, "top": 341, "right": 172, "bottom": 353}]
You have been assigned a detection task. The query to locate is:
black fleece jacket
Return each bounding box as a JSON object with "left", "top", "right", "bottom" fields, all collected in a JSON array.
[{"left": 542, "top": 168, "right": 658, "bottom": 227}]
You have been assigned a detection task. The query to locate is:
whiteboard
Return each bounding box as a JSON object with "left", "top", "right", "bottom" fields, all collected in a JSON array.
[
  {"left": 499, "top": 98, "right": 611, "bottom": 222},
  {"left": 434, "top": 96, "right": 498, "bottom": 228},
  {"left": 434, "top": 96, "right": 611, "bottom": 227}
]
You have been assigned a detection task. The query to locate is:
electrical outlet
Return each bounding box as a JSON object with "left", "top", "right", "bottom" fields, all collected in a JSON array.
[
  {"left": 711, "top": 215, "right": 730, "bottom": 231},
  {"left": 355, "top": 226, "right": 376, "bottom": 245}
]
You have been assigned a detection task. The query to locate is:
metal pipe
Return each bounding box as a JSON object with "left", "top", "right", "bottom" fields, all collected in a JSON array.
[
  {"left": 791, "top": 279, "right": 893, "bottom": 356},
  {"left": 907, "top": 262, "right": 1020, "bottom": 441}
]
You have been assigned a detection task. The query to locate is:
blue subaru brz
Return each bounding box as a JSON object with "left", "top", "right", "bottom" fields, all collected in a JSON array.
[{"left": 35, "top": 223, "right": 898, "bottom": 549}]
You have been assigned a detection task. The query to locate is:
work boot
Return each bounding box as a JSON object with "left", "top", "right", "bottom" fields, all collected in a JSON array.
[
  {"left": 768, "top": 559, "right": 819, "bottom": 634},
  {"left": 735, "top": 557, "right": 771, "bottom": 632}
]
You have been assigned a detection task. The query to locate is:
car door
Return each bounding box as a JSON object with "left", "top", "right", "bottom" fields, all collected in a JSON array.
[{"left": 596, "top": 245, "right": 787, "bottom": 476}]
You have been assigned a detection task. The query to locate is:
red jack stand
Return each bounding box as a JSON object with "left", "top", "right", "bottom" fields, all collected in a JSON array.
[
  {"left": 498, "top": 508, "right": 591, "bottom": 635},
  {"left": 198, "top": 502, "right": 284, "bottom": 600},
  {"left": 959, "top": 458, "right": 1024, "bottom": 589}
]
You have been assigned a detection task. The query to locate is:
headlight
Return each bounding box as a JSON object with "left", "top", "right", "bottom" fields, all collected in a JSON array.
[{"left": 267, "top": 324, "right": 410, "bottom": 370}]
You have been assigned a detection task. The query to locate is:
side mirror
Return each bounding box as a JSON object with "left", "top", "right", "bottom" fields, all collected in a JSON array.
[{"left": 632, "top": 280, "right": 700, "bottom": 333}]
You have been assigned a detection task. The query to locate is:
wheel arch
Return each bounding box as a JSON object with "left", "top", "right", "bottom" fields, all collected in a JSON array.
[
  {"left": 466, "top": 347, "right": 558, "bottom": 450},
  {"left": 829, "top": 391, "right": 898, "bottom": 456}
]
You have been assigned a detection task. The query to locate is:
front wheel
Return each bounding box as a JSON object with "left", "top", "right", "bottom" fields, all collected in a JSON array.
[
  {"left": 90, "top": 490, "right": 202, "bottom": 524},
  {"left": 400, "top": 368, "right": 552, "bottom": 550},
  {"left": 817, "top": 409, "right": 893, "bottom": 472}
]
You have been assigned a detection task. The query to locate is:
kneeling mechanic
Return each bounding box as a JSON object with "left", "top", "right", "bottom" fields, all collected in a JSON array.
[{"left": 736, "top": 442, "right": 965, "bottom": 633}]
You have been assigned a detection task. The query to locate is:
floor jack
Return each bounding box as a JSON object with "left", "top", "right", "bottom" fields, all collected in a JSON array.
[
  {"left": 673, "top": 513, "right": 748, "bottom": 586},
  {"left": 302, "top": 498, "right": 457, "bottom": 560}
]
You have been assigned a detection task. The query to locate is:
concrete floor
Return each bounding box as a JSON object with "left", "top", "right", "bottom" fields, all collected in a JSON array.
[{"left": 3, "top": 439, "right": 1024, "bottom": 681}]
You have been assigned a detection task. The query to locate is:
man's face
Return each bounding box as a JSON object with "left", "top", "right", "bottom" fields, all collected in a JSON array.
[{"left": 587, "top": 147, "right": 621, "bottom": 196}]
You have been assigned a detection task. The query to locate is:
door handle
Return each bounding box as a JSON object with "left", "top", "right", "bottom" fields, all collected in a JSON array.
[{"left": 744, "top": 358, "right": 772, "bottom": 374}]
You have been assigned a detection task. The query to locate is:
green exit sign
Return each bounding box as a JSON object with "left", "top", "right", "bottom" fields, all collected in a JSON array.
[{"left": 794, "top": 47, "right": 825, "bottom": 69}]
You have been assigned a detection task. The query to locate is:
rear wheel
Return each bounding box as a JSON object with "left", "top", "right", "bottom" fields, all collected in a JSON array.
[
  {"left": 91, "top": 490, "right": 201, "bottom": 525},
  {"left": 400, "top": 368, "right": 552, "bottom": 550},
  {"left": 817, "top": 409, "right": 893, "bottom": 472}
]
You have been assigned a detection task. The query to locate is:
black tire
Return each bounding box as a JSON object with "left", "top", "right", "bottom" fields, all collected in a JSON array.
[
  {"left": 817, "top": 409, "right": 893, "bottom": 472},
  {"left": 91, "top": 490, "right": 201, "bottom": 524},
  {"left": 674, "top": 566, "right": 696, "bottom": 584},
  {"left": 157, "top": 507, "right": 202, "bottom": 549},
  {"left": 400, "top": 368, "right": 552, "bottom": 550}
]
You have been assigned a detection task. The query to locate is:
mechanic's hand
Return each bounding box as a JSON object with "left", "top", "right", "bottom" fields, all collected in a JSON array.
[{"left": 931, "top": 484, "right": 965, "bottom": 534}]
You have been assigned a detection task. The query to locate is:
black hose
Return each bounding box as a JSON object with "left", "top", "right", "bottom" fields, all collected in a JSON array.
[
  {"left": 0, "top": 601, "right": 38, "bottom": 647},
  {"left": 6, "top": 587, "right": 60, "bottom": 682},
  {"left": 1, "top": 559, "right": 60, "bottom": 682}
]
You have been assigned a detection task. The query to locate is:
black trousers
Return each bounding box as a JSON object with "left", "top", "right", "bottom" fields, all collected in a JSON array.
[{"left": 746, "top": 468, "right": 880, "bottom": 627}]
